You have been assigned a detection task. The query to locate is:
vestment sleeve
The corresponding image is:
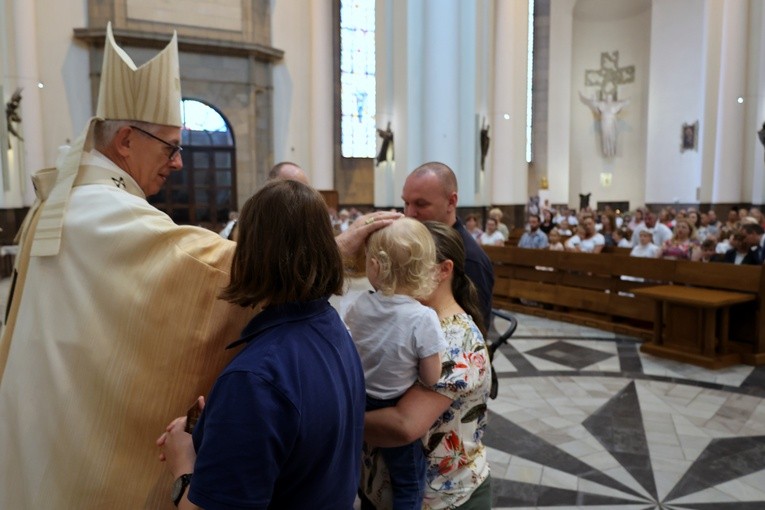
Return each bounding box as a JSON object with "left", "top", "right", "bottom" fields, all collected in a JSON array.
[{"left": 189, "top": 371, "right": 299, "bottom": 510}]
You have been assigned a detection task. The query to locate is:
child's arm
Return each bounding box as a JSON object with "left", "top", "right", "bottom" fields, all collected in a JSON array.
[{"left": 418, "top": 352, "right": 443, "bottom": 387}]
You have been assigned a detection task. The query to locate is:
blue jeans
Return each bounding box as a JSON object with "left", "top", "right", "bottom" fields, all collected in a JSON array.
[{"left": 366, "top": 395, "right": 426, "bottom": 510}]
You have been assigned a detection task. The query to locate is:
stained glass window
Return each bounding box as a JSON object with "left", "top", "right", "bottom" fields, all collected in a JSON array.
[{"left": 340, "top": 0, "right": 376, "bottom": 158}]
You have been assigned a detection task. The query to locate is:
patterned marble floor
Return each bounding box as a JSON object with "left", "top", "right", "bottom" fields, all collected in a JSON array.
[{"left": 486, "top": 312, "right": 765, "bottom": 510}]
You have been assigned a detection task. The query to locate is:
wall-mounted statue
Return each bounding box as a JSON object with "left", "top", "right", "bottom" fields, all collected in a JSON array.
[
  {"left": 5, "top": 88, "right": 24, "bottom": 147},
  {"left": 579, "top": 92, "right": 629, "bottom": 158},
  {"left": 480, "top": 118, "right": 490, "bottom": 170},
  {"left": 376, "top": 121, "right": 393, "bottom": 165}
]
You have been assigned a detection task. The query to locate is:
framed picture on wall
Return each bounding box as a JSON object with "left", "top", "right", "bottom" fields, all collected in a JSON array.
[{"left": 681, "top": 121, "right": 699, "bottom": 152}]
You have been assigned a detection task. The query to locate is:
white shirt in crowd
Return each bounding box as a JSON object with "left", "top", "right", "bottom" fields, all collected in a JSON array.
[
  {"left": 630, "top": 243, "right": 661, "bottom": 258},
  {"left": 481, "top": 231, "right": 506, "bottom": 246},
  {"left": 564, "top": 233, "right": 605, "bottom": 253},
  {"left": 632, "top": 223, "right": 672, "bottom": 247}
]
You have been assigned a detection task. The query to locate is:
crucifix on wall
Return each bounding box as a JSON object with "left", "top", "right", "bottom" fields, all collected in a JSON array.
[
  {"left": 585, "top": 50, "right": 634, "bottom": 101},
  {"left": 581, "top": 50, "right": 634, "bottom": 158}
]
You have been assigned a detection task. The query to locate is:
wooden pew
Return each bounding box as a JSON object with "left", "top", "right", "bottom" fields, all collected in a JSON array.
[{"left": 484, "top": 245, "right": 765, "bottom": 367}]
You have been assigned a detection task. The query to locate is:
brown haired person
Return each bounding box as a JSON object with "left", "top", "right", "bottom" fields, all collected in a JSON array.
[{"left": 158, "top": 180, "right": 365, "bottom": 509}]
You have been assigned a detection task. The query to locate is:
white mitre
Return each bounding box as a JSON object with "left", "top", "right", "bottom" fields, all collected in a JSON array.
[
  {"left": 31, "top": 22, "right": 182, "bottom": 256},
  {"left": 97, "top": 23, "right": 181, "bottom": 126}
]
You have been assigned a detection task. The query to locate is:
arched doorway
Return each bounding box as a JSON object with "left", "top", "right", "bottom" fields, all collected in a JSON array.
[{"left": 150, "top": 98, "right": 237, "bottom": 231}]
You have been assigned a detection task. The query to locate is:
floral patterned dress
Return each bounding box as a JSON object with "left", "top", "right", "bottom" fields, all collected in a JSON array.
[{"left": 361, "top": 313, "right": 492, "bottom": 509}]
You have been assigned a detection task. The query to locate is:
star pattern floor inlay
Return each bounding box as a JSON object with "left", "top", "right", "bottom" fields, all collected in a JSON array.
[{"left": 487, "top": 312, "right": 765, "bottom": 509}]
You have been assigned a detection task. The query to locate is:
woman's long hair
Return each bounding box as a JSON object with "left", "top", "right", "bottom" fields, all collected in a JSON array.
[{"left": 424, "top": 221, "right": 486, "bottom": 338}]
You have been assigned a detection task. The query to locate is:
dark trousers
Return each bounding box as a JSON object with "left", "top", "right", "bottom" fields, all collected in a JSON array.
[{"left": 365, "top": 395, "right": 426, "bottom": 510}]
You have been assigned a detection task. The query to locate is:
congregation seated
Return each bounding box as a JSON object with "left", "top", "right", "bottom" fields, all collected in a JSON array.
[
  {"left": 464, "top": 213, "right": 483, "bottom": 242},
  {"left": 660, "top": 217, "right": 700, "bottom": 261},
  {"left": 539, "top": 209, "right": 555, "bottom": 234},
  {"left": 556, "top": 219, "right": 573, "bottom": 236},
  {"left": 564, "top": 216, "right": 604, "bottom": 253},
  {"left": 632, "top": 211, "right": 672, "bottom": 248},
  {"left": 630, "top": 229, "right": 661, "bottom": 258},
  {"left": 717, "top": 223, "right": 764, "bottom": 265},
  {"left": 706, "top": 209, "right": 722, "bottom": 238},
  {"left": 725, "top": 207, "right": 741, "bottom": 232},
  {"left": 597, "top": 212, "right": 617, "bottom": 247},
  {"left": 696, "top": 211, "right": 713, "bottom": 242},
  {"left": 698, "top": 238, "right": 723, "bottom": 263},
  {"left": 480, "top": 217, "right": 506, "bottom": 246},
  {"left": 517, "top": 214, "right": 549, "bottom": 249},
  {"left": 489, "top": 207, "right": 510, "bottom": 239},
  {"left": 485, "top": 202, "right": 765, "bottom": 266},
  {"left": 547, "top": 228, "right": 564, "bottom": 251},
  {"left": 612, "top": 226, "right": 632, "bottom": 248},
  {"left": 716, "top": 227, "right": 733, "bottom": 254},
  {"left": 627, "top": 208, "right": 645, "bottom": 231}
]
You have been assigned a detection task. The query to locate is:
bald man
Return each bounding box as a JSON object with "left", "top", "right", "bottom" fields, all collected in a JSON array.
[
  {"left": 268, "top": 161, "right": 310, "bottom": 185},
  {"left": 401, "top": 162, "right": 494, "bottom": 329}
]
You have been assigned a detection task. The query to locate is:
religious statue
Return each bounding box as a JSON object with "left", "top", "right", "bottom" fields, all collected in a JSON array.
[
  {"left": 579, "top": 91, "right": 629, "bottom": 158},
  {"left": 579, "top": 192, "right": 591, "bottom": 210},
  {"left": 376, "top": 121, "right": 393, "bottom": 165},
  {"left": 5, "top": 88, "right": 24, "bottom": 147},
  {"left": 479, "top": 118, "right": 490, "bottom": 170}
]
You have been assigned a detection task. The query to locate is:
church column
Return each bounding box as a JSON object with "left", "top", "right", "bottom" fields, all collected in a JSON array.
[
  {"left": 375, "top": 0, "right": 496, "bottom": 208},
  {"left": 702, "top": 0, "right": 748, "bottom": 204},
  {"left": 10, "top": 0, "right": 43, "bottom": 205},
  {"left": 546, "top": 0, "right": 576, "bottom": 207},
  {"left": 374, "top": 0, "right": 397, "bottom": 207},
  {"left": 746, "top": 0, "right": 765, "bottom": 205},
  {"left": 490, "top": 0, "right": 529, "bottom": 207},
  {"left": 309, "top": 0, "right": 334, "bottom": 190},
  {"left": 420, "top": 0, "right": 461, "bottom": 169}
]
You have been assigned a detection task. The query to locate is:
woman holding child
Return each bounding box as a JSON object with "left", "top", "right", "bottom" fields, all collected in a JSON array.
[
  {"left": 360, "top": 221, "right": 492, "bottom": 509},
  {"left": 344, "top": 218, "right": 447, "bottom": 508}
]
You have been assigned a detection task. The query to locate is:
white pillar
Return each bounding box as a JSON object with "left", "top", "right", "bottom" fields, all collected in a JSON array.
[
  {"left": 745, "top": 0, "right": 765, "bottom": 204},
  {"left": 490, "top": 0, "right": 529, "bottom": 206},
  {"left": 374, "top": 0, "right": 397, "bottom": 207},
  {"left": 421, "top": 0, "right": 460, "bottom": 166},
  {"left": 375, "top": 0, "right": 484, "bottom": 207},
  {"left": 309, "top": 0, "right": 334, "bottom": 190},
  {"left": 12, "top": 0, "right": 43, "bottom": 205},
  {"left": 708, "top": 0, "right": 748, "bottom": 203},
  {"left": 546, "top": 0, "right": 576, "bottom": 207}
]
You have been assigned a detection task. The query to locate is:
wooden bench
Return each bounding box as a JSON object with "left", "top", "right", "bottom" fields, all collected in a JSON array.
[
  {"left": 633, "top": 285, "right": 755, "bottom": 369},
  {"left": 483, "top": 245, "right": 765, "bottom": 367}
]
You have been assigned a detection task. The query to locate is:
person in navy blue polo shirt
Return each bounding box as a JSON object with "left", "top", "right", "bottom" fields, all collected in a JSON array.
[{"left": 158, "top": 179, "right": 365, "bottom": 509}]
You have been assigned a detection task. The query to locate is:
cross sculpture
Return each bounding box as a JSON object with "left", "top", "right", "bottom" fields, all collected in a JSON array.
[
  {"left": 581, "top": 51, "right": 634, "bottom": 158},
  {"left": 585, "top": 50, "right": 634, "bottom": 101}
]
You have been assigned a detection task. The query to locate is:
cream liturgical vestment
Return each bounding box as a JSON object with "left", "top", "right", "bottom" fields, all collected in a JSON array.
[{"left": 0, "top": 151, "right": 255, "bottom": 508}]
